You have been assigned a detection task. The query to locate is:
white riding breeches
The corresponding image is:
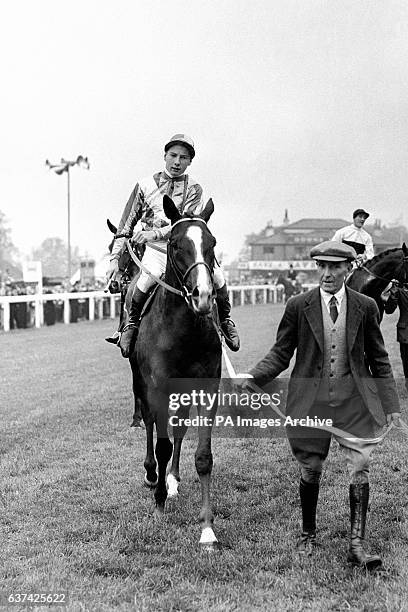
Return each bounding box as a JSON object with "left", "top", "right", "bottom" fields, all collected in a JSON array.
[{"left": 136, "top": 244, "right": 225, "bottom": 293}]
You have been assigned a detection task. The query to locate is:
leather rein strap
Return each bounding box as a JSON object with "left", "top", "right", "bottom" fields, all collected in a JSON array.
[
  {"left": 125, "top": 239, "right": 183, "bottom": 296},
  {"left": 360, "top": 253, "right": 408, "bottom": 288},
  {"left": 116, "top": 218, "right": 215, "bottom": 302}
]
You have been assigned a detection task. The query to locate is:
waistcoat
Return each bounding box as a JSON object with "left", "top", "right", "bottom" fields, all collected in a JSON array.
[{"left": 315, "top": 292, "right": 357, "bottom": 406}]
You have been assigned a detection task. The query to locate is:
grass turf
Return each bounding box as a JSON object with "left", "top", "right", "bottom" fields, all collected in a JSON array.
[{"left": 1, "top": 305, "right": 408, "bottom": 611}]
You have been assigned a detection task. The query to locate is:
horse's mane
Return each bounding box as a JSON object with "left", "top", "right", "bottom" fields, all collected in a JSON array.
[{"left": 365, "top": 247, "right": 402, "bottom": 269}]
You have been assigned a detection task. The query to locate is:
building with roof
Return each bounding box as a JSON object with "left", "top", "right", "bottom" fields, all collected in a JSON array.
[{"left": 234, "top": 214, "right": 403, "bottom": 283}]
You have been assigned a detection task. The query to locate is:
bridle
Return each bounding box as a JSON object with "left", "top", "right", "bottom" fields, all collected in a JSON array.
[
  {"left": 359, "top": 249, "right": 408, "bottom": 289},
  {"left": 167, "top": 218, "right": 216, "bottom": 305},
  {"left": 117, "top": 217, "right": 216, "bottom": 309}
]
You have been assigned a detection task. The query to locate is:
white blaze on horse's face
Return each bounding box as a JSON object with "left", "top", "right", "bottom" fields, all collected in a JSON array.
[{"left": 185, "top": 225, "right": 213, "bottom": 315}]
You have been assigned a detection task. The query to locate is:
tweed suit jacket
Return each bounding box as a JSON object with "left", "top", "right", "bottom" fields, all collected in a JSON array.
[
  {"left": 249, "top": 286, "right": 400, "bottom": 424},
  {"left": 384, "top": 287, "right": 408, "bottom": 344}
]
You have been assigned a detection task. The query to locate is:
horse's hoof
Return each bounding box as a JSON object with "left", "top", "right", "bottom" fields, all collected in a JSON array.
[
  {"left": 166, "top": 473, "right": 179, "bottom": 498},
  {"left": 144, "top": 474, "right": 158, "bottom": 488},
  {"left": 153, "top": 505, "right": 165, "bottom": 519},
  {"left": 130, "top": 418, "right": 145, "bottom": 429},
  {"left": 199, "top": 527, "right": 218, "bottom": 551},
  {"left": 199, "top": 541, "right": 220, "bottom": 553}
]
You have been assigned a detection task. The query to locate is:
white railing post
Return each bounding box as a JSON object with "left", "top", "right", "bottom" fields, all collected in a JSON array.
[
  {"left": 110, "top": 295, "right": 116, "bottom": 319},
  {"left": 98, "top": 298, "right": 104, "bottom": 320},
  {"left": 263, "top": 288, "right": 267, "bottom": 304},
  {"left": 240, "top": 289, "right": 244, "bottom": 306},
  {"left": 64, "top": 296, "right": 70, "bottom": 324},
  {"left": 3, "top": 303, "right": 10, "bottom": 332},
  {"left": 34, "top": 298, "right": 41, "bottom": 328},
  {"left": 89, "top": 296, "right": 95, "bottom": 321}
]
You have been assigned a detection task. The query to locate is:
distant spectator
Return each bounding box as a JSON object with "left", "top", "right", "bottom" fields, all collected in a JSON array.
[{"left": 287, "top": 264, "right": 297, "bottom": 281}]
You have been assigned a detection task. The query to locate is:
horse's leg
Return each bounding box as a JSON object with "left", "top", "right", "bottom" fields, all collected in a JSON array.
[
  {"left": 154, "top": 411, "right": 173, "bottom": 515},
  {"left": 131, "top": 365, "right": 156, "bottom": 484},
  {"left": 130, "top": 397, "right": 144, "bottom": 428},
  {"left": 130, "top": 359, "right": 145, "bottom": 428},
  {"left": 196, "top": 404, "right": 218, "bottom": 551},
  {"left": 167, "top": 406, "right": 189, "bottom": 497},
  {"left": 143, "top": 412, "right": 157, "bottom": 487}
]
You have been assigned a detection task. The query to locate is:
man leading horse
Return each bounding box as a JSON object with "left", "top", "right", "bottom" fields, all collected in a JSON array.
[
  {"left": 240, "top": 241, "right": 401, "bottom": 569},
  {"left": 106, "top": 134, "right": 240, "bottom": 357}
]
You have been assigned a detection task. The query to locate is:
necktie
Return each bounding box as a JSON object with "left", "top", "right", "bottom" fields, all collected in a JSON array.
[{"left": 329, "top": 296, "right": 338, "bottom": 323}]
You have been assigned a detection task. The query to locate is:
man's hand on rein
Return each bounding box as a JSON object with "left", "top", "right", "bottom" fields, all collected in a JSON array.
[
  {"left": 380, "top": 279, "right": 398, "bottom": 302},
  {"left": 234, "top": 373, "right": 256, "bottom": 392}
]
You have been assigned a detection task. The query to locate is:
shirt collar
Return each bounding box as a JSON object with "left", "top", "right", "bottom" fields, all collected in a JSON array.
[
  {"left": 320, "top": 284, "right": 346, "bottom": 307},
  {"left": 163, "top": 168, "right": 186, "bottom": 182}
]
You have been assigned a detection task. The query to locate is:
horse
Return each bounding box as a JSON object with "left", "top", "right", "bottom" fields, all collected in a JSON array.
[
  {"left": 346, "top": 243, "right": 408, "bottom": 319},
  {"left": 276, "top": 273, "right": 301, "bottom": 303},
  {"left": 107, "top": 219, "right": 144, "bottom": 428},
  {"left": 129, "top": 194, "right": 222, "bottom": 550}
]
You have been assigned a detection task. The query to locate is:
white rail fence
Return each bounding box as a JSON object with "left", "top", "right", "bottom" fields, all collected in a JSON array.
[{"left": 0, "top": 284, "right": 316, "bottom": 333}]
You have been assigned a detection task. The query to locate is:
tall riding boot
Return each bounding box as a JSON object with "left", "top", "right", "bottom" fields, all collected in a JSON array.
[
  {"left": 296, "top": 478, "right": 319, "bottom": 555},
  {"left": 119, "top": 288, "right": 149, "bottom": 358},
  {"left": 347, "top": 483, "right": 382, "bottom": 570},
  {"left": 216, "top": 284, "right": 240, "bottom": 351},
  {"left": 105, "top": 282, "right": 126, "bottom": 344}
]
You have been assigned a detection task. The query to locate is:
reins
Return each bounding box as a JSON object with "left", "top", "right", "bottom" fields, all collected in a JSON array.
[
  {"left": 217, "top": 327, "right": 407, "bottom": 444},
  {"left": 357, "top": 252, "right": 408, "bottom": 288},
  {"left": 125, "top": 238, "right": 183, "bottom": 297},
  {"left": 116, "top": 217, "right": 216, "bottom": 305}
]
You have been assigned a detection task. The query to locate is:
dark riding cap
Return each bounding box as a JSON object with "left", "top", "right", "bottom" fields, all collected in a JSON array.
[
  {"left": 310, "top": 241, "right": 357, "bottom": 262},
  {"left": 353, "top": 208, "right": 369, "bottom": 219},
  {"left": 165, "top": 134, "right": 195, "bottom": 159}
]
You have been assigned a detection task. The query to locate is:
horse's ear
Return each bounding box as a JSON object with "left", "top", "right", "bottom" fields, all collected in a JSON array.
[
  {"left": 163, "top": 195, "right": 182, "bottom": 224},
  {"left": 402, "top": 242, "right": 408, "bottom": 256},
  {"left": 200, "top": 198, "right": 214, "bottom": 223},
  {"left": 107, "top": 219, "right": 117, "bottom": 234}
]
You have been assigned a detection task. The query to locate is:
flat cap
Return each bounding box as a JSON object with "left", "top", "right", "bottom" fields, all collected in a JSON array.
[
  {"left": 353, "top": 208, "right": 369, "bottom": 219},
  {"left": 164, "top": 134, "right": 195, "bottom": 159},
  {"left": 310, "top": 240, "right": 357, "bottom": 262}
]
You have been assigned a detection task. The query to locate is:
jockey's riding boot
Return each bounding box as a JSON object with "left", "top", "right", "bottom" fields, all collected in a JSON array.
[
  {"left": 216, "top": 285, "right": 240, "bottom": 352},
  {"left": 296, "top": 478, "right": 319, "bottom": 555},
  {"left": 347, "top": 483, "right": 382, "bottom": 570},
  {"left": 119, "top": 288, "right": 149, "bottom": 358},
  {"left": 105, "top": 330, "right": 121, "bottom": 345}
]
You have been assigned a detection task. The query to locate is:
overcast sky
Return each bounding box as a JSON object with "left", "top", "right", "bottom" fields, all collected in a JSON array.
[{"left": 1, "top": 0, "right": 408, "bottom": 265}]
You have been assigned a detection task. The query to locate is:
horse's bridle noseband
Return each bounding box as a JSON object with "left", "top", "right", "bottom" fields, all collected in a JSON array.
[
  {"left": 361, "top": 251, "right": 408, "bottom": 288},
  {"left": 167, "top": 218, "right": 216, "bottom": 306},
  {"left": 118, "top": 217, "right": 216, "bottom": 309}
]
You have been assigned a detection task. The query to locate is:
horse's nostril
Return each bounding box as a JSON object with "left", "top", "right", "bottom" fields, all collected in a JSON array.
[{"left": 192, "top": 287, "right": 200, "bottom": 298}]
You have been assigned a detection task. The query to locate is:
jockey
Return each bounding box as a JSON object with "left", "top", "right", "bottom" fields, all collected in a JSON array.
[
  {"left": 331, "top": 209, "right": 374, "bottom": 266},
  {"left": 106, "top": 134, "right": 240, "bottom": 357}
]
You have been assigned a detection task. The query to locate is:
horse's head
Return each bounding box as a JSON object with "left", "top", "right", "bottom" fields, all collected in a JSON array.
[
  {"left": 347, "top": 243, "right": 408, "bottom": 318},
  {"left": 106, "top": 218, "right": 141, "bottom": 282},
  {"left": 163, "top": 195, "right": 216, "bottom": 315}
]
